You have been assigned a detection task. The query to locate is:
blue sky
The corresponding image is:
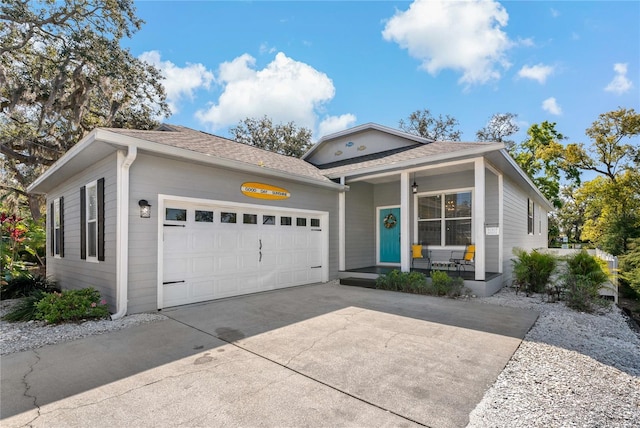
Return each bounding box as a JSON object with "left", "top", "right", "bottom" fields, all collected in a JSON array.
[{"left": 126, "top": 0, "right": 639, "bottom": 151}]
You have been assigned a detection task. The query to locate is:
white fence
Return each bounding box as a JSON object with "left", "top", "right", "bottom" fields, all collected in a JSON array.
[{"left": 545, "top": 247, "right": 619, "bottom": 303}]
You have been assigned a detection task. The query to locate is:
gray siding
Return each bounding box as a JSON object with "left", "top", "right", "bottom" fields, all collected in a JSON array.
[
  {"left": 127, "top": 154, "right": 340, "bottom": 314},
  {"left": 345, "top": 182, "right": 375, "bottom": 269},
  {"left": 46, "top": 154, "right": 118, "bottom": 311},
  {"left": 502, "top": 176, "right": 548, "bottom": 285},
  {"left": 484, "top": 171, "right": 500, "bottom": 273}
]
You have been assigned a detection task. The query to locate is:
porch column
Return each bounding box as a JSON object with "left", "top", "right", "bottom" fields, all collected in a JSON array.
[
  {"left": 474, "top": 158, "right": 486, "bottom": 280},
  {"left": 400, "top": 172, "right": 410, "bottom": 272},
  {"left": 338, "top": 176, "right": 346, "bottom": 271}
]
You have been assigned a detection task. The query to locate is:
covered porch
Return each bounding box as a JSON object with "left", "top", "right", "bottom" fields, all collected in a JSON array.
[{"left": 335, "top": 155, "right": 505, "bottom": 297}]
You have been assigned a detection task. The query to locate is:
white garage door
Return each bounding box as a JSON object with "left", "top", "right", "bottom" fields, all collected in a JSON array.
[{"left": 160, "top": 199, "right": 327, "bottom": 308}]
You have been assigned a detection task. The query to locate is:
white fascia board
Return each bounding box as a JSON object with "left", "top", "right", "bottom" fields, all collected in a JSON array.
[
  {"left": 329, "top": 143, "right": 505, "bottom": 182},
  {"left": 95, "top": 130, "right": 347, "bottom": 192},
  {"left": 498, "top": 149, "right": 555, "bottom": 211}
]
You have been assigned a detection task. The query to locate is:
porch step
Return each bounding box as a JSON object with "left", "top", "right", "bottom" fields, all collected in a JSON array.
[{"left": 340, "top": 277, "right": 377, "bottom": 289}]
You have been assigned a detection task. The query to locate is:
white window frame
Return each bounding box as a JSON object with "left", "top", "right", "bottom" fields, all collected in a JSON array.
[
  {"left": 86, "top": 180, "right": 99, "bottom": 262},
  {"left": 53, "top": 198, "right": 61, "bottom": 258},
  {"left": 527, "top": 198, "right": 535, "bottom": 235},
  {"left": 414, "top": 187, "right": 474, "bottom": 248}
]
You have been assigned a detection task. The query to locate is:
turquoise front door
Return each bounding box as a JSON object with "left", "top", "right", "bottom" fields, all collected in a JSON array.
[{"left": 379, "top": 207, "right": 401, "bottom": 263}]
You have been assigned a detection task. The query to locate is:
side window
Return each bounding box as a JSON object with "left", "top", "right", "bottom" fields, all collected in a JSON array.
[
  {"left": 81, "top": 178, "right": 104, "bottom": 261},
  {"left": 51, "top": 197, "right": 64, "bottom": 257},
  {"left": 527, "top": 198, "right": 534, "bottom": 235}
]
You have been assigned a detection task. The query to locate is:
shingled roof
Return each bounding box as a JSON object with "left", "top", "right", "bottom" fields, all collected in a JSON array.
[
  {"left": 104, "top": 125, "right": 333, "bottom": 183},
  {"left": 319, "top": 140, "right": 501, "bottom": 178}
]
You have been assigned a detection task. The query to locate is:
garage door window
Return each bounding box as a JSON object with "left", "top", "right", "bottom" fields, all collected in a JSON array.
[
  {"left": 243, "top": 214, "right": 257, "bottom": 224},
  {"left": 221, "top": 212, "right": 236, "bottom": 223},
  {"left": 166, "top": 208, "right": 187, "bottom": 221},
  {"left": 195, "top": 210, "right": 213, "bottom": 222},
  {"left": 281, "top": 216, "right": 292, "bottom": 226},
  {"left": 297, "top": 217, "right": 307, "bottom": 227},
  {"left": 311, "top": 218, "right": 320, "bottom": 227},
  {"left": 263, "top": 215, "right": 275, "bottom": 225}
]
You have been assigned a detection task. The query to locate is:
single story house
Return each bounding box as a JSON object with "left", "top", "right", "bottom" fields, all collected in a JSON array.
[{"left": 28, "top": 123, "right": 552, "bottom": 317}]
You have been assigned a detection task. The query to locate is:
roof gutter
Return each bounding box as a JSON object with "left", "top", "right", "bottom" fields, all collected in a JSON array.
[{"left": 111, "top": 146, "right": 137, "bottom": 320}]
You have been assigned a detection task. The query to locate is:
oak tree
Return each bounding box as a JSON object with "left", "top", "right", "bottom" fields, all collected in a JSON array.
[
  {"left": 399, "top": 109, "right": 462, "bottom": 141},
  {"left": 230, "top": 116, "right": 313, "bottom": 158},
  {"left": 1, "top": 0, "right": 169, "bottom": 219}
]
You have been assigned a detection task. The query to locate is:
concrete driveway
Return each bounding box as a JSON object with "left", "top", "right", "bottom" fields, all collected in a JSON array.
[{"left": 1, "top": 283, "right": 538, "bottom": 427}]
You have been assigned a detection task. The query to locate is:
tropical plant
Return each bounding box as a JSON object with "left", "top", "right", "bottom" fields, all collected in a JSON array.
[
  {"left": 1, "top": 274, "right": 58, "bottom": 299},
  {"left": 1, "top": 290, "right": 47, "bottom": 322},
  {"left": 512, "top": 248, "right": 557, "bottom": 295},
  {"left": 560, "top": 251, "right": 611, "bottom": 312}
]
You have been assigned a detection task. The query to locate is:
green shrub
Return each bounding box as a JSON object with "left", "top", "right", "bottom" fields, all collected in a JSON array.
[
  {"left": 428, "top": 270, "right": 466, "bottom": 297},
  {"left": 1, "top": 290, "right": 46, "bottom": 322},
  {"left": 512, "top": 248, "right": 557, "bottom": 294},
  {"left": 35, "top": 288, "right": 109, "bottom": 324},
  {"left": 1, "top": 274, "right": 59, "bottom": 299},
  {"left": 376, "top": 270, "right": 427, "bottom": 293},
  {"left": 563, "top": 251, "right": 611, "bottom": 312},
  {"left": 620, "top": 238, "right": 640, "bottom": 298}
]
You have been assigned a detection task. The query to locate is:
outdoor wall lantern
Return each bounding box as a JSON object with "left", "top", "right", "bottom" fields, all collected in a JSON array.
[
  {"left": 138, "top": 199, "right": 151, "bottom": 218},
  {"left": 412, "top": 178, "right": 419, "bottom": 194}
]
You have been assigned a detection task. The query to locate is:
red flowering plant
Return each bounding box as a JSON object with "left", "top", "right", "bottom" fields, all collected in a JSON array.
[{"left": 1, "top": 212, "right": 43, "bottom": 280}]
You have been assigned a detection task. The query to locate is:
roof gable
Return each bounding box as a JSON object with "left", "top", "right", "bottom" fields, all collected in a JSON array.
[{"left": 303, "top": 123, "right": 433, "bottom": 166}]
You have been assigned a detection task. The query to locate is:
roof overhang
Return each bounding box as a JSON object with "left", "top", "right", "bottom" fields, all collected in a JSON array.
[
  {"left": 323, "top": 142, "right": 554, "bottom": 212},
  {"left": 28, "top": 129, "right": 347, "bottom": 195}
]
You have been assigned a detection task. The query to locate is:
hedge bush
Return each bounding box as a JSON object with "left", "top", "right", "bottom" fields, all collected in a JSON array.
[{"left": 35, "top": 288, "right": 109, "bottom": 324}]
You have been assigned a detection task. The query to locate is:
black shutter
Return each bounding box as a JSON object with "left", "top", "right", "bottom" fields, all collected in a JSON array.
[
  {"left": 80, "top": 186, "right": 86, "bottom": 259},
  {"left": 50, "top": 202, "right": 55, "bottom": 255},
  {"left": 59, "top": 196, "right": 64, "bottom": 258},
  {"left": 97, "top": 178, "right": 105, "bottom": 261}
]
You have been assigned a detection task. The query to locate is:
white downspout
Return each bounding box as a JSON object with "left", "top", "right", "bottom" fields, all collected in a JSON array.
[{"left": 111, "top": 146, "right": 137, "bottom": 320}]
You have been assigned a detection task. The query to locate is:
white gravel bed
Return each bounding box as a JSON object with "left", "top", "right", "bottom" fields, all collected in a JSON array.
[
  {"left": 0, "top": 298, "right": 168, "bottom": 355},
  {"left": 468, "top": 287, "right": 640, "bottom": 428}
]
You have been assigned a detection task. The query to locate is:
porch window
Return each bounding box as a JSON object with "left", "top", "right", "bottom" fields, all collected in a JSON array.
[{"left": 417, "top": 191, "right": 472, "bottom": 246}]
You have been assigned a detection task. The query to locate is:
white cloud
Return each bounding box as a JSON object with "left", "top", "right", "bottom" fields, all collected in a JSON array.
[
  {"left": 139, "top": 51, "right": 214, "bottom": 114},
  {"left": 518, "top": 63, "right": 555, "bottom": 84},
  {"left": 605, "top": 63, "right": 633, "bottom": 95},
  {"left": 318, "top": 114, "right": 357, "bottom": 137},
  {"left": 550, "top": 8, "right": 560, "bottom": 18},
  {"left": 259, "top": 42, "right": 276, "bottom": 55},
  {"left": 382, "top": 0, "right": 512, "bottom": 86},
  {"left": 196, "top": 52, "right": 347, "bottom": 135},
  {"left": 542, "top": 97, "right": 562, "bottom": 115}
]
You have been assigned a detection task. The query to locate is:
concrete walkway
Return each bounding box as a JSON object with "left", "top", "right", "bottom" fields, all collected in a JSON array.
[{"left": 1, "top": 283, "right": 538, "bottom": 427}]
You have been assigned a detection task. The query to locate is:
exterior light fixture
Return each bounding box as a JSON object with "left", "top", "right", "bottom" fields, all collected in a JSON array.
[
  {"left": 412, "top": 174, "right": 418, "bottom": 194},
  {"left": 138, "top": 200, "right": 151, "bottom": 218}
]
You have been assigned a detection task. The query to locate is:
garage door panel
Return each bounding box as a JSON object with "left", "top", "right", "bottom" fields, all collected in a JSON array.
[
  {"left": 191, "top": 233, "right": 215, "bottom": 252},
  {"left": 191, "top": 279, "right": 215, "bottom": 299},
  {"left": 192, "top": 257, "right": 215, "bottom": 275},
  {"left": 162, "top": 201, "right": 326, "bottom": 308}
]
